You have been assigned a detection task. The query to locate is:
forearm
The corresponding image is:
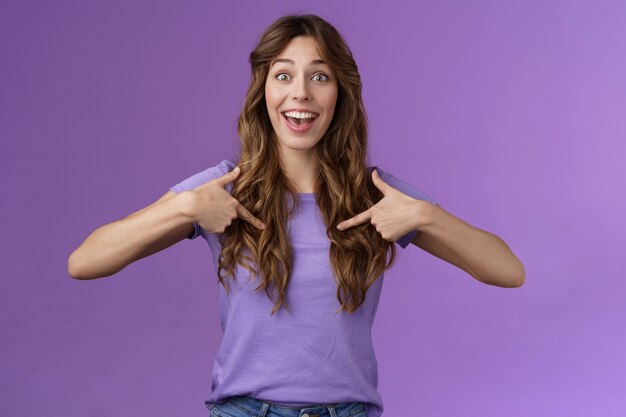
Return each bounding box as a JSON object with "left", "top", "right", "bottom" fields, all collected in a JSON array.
[
  {"left": 68, "top": 191, "right": 195, "bottom": 279},
  {"left": 419, "top": 204, "right": 525, "bottom": 287}
]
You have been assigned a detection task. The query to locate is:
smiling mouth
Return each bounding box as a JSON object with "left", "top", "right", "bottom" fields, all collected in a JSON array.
[{"left": 281, "top": 112, "right": 317, "bottom": 127}]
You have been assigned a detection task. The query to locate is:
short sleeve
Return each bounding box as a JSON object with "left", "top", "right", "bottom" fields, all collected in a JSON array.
[
  {"left": 169, "top": 159, "right": 237, "bottom": 240},
  {"left": 369, "top": 165, "right": 439, "bottom": 249}
]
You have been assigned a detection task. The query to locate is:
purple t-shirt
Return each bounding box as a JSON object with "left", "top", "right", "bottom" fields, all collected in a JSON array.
[{"left": 169, "top": 160, "right": 438, "bottom": 417}]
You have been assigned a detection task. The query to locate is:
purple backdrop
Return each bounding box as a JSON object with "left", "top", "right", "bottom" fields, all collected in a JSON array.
[{"left": 2, "top": 0, "right": 625, "bottom": 416}]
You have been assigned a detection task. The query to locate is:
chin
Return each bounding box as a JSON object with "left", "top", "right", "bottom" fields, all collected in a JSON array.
[
  {"left": 278, "top": 135, "right": 323, "bottom": 151},
  {"left": 283, "top": 144, "right": 319, "bottom": 152}
]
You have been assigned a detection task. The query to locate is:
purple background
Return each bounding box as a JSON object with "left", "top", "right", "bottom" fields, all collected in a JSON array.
[{"left": 2, "top": 1, "right": 625, "bottom": 416}]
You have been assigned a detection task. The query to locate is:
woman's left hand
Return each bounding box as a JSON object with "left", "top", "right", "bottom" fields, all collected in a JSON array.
[{"left": 336, "top": 169, "right": 433, "bottom": 241}]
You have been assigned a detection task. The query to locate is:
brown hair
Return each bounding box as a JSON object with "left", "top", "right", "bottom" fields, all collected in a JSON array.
[{"left": 218, "top": 14, "right": 398, "bottom": 315}]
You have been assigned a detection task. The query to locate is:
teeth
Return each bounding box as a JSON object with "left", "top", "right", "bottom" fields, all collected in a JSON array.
[{"left": 283, "top": 111, "right": 317, "bottom": 119}]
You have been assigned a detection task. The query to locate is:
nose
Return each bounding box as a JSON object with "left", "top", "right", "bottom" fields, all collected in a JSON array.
[{"left": 292, "top": 76, "right": 311, "bottom": 101}]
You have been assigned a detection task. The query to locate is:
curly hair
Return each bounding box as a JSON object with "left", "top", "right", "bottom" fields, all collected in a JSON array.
[{"left": 217, "top": 14, "right": 398, "bottom": 315}]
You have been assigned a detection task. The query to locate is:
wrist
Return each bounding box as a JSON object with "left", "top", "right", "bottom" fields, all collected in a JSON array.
[
  {"left": 413, "top": 200, "right": 439, "bottom": 233},
  {"left": 176, "top": 190, "right": 199, "bottom": 223}
]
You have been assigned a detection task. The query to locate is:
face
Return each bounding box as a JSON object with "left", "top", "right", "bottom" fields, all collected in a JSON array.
[{"left": 265, "top": 36, "right": 338, "bottom": 159}]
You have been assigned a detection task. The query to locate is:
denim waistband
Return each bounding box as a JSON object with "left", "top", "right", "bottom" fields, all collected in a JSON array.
[{"left": 224, "top": 395, "right": 367, "bottom": 417}]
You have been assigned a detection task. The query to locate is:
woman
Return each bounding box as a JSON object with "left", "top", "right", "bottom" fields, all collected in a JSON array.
[{"left": 68, "top": 14, "right": 525, "bottom": 417}]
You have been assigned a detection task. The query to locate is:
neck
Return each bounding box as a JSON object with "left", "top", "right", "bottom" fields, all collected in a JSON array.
[{"left": 278, "top": 147, "right": 320, "bottom": 193}]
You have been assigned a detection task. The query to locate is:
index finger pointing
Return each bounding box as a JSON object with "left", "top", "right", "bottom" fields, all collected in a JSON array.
[
  {"left": 337, "top": 209, "right": 372, "bottom": 230},
  {"left": 236, "top": 203, "right": 266, "bottom": 230}
]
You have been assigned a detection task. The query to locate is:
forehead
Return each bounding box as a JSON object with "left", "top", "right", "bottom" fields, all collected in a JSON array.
[{"left": 270, "top": 36, "right": 327, "bottom": 67}]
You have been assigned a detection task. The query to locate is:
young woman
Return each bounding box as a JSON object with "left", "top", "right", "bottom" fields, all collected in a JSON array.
[{"left": 68, "top": 14, "right": 525, "bottom": 417}]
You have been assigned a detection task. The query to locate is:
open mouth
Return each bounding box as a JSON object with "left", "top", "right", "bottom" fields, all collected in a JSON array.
[{"left": 281, "top": 111, "right": 318, "bottom": 131}]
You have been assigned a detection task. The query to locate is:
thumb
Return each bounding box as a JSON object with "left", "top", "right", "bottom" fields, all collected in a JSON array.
[
  {"left": 216, "top": 166, "right": 240, "bottom": 187},
  {"left": 371, "top": 169, "right": 389, "bottom": 194}
]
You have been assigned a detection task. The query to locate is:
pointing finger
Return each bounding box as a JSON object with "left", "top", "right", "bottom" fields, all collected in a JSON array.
[
  {"left": 236, "top": 202, "right": 266, "bottom": 230},
  {"left": 336, "top": 209, "right": 372, "bottom": 230}
]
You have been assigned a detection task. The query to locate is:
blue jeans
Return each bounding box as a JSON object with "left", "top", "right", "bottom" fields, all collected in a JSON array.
[{"left": 209, "top": 395, "right": 368, "bottom": 417}]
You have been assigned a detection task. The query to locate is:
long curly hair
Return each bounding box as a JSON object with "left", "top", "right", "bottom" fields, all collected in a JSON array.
[{"left": 217, "top": 14, "right": 398, "bottom": 315}]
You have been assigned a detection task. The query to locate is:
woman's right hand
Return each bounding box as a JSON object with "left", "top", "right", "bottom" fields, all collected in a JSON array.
[{"left": 189, "top": 166, "right": 266, "bottom": 234}]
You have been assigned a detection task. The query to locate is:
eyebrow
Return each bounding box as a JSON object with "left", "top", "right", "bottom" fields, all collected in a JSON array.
[{"left": 270, "top": 58, "right": 328, "bottom": 67}]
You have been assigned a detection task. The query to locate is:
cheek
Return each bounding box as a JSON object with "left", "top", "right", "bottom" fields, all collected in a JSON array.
[
  {"left": 265, "top": 80, "right": 284, "bottom": 102},
  {"left": 264, "top": 88, "right": 279, "bottom": 122},
  {"left": 323, "top": 90, "right": 338, "bottom": 117},
  {"left": 264, "top": 88, "right": 274, "bottom": 107}
]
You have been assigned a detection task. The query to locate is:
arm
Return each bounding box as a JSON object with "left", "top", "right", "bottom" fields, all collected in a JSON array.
[
  {"left": 410, "top": 202, "right": 525, "bottom": 288},
  {"left": 68, "top": 165, "right": 265, "bottom": 280},
  {"left": 335, "top": 169, "right": 524, "bottom": 287},
  {"left": 67, "top": 190, "right": 196, "bottom": 280}
]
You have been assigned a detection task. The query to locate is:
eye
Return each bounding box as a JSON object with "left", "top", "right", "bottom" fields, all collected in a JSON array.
[
  {"left": 276, "top": 73, "right": 290, "bottom": 81},
  {"left": 313, "top": 73, "right": 329, "bottom": 82}
]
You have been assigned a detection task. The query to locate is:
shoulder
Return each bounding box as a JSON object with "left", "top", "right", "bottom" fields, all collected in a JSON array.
[{"left": 169, "top": 159, "right": 237, "bottom": 194}]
